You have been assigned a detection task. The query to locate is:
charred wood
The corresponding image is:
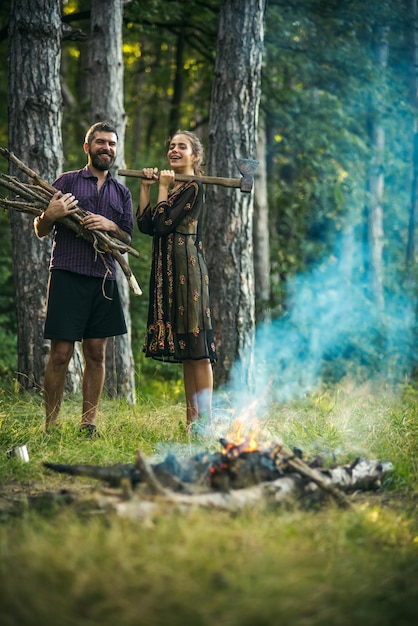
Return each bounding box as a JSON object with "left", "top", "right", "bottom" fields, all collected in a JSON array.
[{"left": 43, "top": 440, "right": 393, "bottom": 515}]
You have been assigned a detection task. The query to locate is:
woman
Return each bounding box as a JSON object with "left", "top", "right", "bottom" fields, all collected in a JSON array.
[{"left": 137, "top": 130, "right": 217, "bottom": 433}]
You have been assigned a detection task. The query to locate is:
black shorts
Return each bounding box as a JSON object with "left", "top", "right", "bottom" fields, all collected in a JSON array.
[{"left": 44, "top": 270, "right": 127, "bottom": 341}]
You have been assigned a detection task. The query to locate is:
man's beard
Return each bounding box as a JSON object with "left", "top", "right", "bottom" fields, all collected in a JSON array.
[{"left": 90, "top": 151, "right": 116, "bottom": 171}]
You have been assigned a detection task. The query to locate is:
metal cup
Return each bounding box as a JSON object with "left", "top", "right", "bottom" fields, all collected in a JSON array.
[{"left": 7, "top": 444, "right": 30, "bottom": 463}]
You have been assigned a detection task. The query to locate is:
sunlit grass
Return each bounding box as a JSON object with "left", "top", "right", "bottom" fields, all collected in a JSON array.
[{"left": 0, "top": 376, "right": 417, "bottom": 625}]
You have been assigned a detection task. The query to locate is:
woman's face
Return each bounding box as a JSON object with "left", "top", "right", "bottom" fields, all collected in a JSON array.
[{"left": 167, "top": 134, "right": 195, "bottom": 171}]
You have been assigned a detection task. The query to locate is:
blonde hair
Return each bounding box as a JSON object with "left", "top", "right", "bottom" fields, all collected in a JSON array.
[{"left": 171, "top": 130, "right": 205, "bottom": 176}]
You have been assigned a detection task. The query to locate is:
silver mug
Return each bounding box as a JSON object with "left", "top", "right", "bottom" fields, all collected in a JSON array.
[{"left": 7, "top": 444, "right": 30, "bottom": 463}]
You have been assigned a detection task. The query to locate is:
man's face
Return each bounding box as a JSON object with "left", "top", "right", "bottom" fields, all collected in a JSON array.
[{"left": 85, "top": 131, "right": 117, "bottom": 171}]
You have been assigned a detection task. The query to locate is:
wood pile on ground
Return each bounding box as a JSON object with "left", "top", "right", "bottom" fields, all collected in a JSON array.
[{"left": 43, "top": 439, "right": 393, "bottom": 520}]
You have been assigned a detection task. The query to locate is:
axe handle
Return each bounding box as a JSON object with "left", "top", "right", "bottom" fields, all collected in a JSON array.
[{"left": 118, "top": 168, "right": 242, "bottom": 189}]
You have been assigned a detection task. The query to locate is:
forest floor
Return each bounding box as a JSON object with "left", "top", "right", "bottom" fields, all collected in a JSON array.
[{"left": 1, "top": 472, "right": 417, "bottom": 521}]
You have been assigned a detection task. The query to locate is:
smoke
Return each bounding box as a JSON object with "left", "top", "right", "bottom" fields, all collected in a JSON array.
[{"left": 225, "top": 231, "right": 417, "bottom": 415}]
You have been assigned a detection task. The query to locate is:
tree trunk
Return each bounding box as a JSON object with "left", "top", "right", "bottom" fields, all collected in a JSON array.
[
  {"left": 89, "top": 0, "right": 136, "bottom": 403},
  {"left": 365, "top": 24, "right": 388, "bottom": 310},
  {"left": 168, "top": 26, "right": 185, "bottom": 136},
  {"left": 406, "top": 0, "right": 418, "bottom": 270},
  {"left": 8, "top": 0, "right": 63, "bottom": 392},
  {"left": 253, "top": 118, "right": 270, "bottom": 323},
  {"left": 129, "top": 35, "right": 147, "bottom": 160},
  {"left": 205, "top": 0, "right": 266, "bottom": 388}
]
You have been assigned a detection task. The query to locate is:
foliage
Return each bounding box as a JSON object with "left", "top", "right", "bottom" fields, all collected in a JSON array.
[
  {"left": 0, "top": 210, "right": 16, "bottom": 377},
  {"left": 1, "top": 0, "right": 418, "bottom": 386},
  {"left": 59, "top": 0, "right": 219, "bottom": 169},
  {"left": 263, "top": 0, "right": 414, "bottom": 313},
  {"left": 0, "top": 380, "right": 417, "bottom": 625},
  {"left": 0, "top": 1, "right": 9, "bottom": 153}
]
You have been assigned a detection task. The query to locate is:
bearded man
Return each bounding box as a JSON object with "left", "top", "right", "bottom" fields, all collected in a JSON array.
[{"left": 34, "top": 121, "right": 133, "bottom": 436}]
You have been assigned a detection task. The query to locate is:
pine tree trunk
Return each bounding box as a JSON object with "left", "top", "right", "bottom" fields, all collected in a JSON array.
[
  {"left": 253, "top": 118, "right": 270, "bottom": 323},
  {"left": 365, "top": 24, "right": 388, "bottom": 310},
  {"left": 8, "top": 0, "right": 63, "bottom": 391},
  {"left": 406, "top": 0, "right": 418, "bottom": 269},
  {"left": 205, "top": 0, "right": 266, "bottom": 387},
  {"left": 89, "top": 0, "right": 136, "bottom": 403},
  {"left": 168, "top": 26, "right": 186, "bottom": 136}
]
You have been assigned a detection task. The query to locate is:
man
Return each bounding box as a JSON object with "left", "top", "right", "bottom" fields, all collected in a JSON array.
[{"left": 34, "top": 121, "right": 134, "bottom": 436}]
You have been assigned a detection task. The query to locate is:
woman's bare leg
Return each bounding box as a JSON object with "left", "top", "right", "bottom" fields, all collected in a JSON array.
[
  {"left": 183, "top": 361, "right": 198, "bottom": 428},
  {"left": 183, "top": 359, "right": 213, "bottom": 431}
]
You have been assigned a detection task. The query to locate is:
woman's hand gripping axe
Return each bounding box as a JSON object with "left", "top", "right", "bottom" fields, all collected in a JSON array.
[{"left": 118, "top": 158, "right": 259, "bottom": 193}]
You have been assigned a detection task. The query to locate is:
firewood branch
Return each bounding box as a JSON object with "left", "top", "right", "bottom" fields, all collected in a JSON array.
[
  {"left": 285, "top": 454, "right": 351, "bottom": 508},
  {"left": 0, "top": 147, "right": 142, "bottom": 296},
  {"left": 135, "top": 450, "right": 171, "bottom": 497}
]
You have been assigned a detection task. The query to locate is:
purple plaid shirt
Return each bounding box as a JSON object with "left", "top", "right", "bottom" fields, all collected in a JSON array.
[{"left": 50, "top": 166, "right": 133, "bottom": 279}]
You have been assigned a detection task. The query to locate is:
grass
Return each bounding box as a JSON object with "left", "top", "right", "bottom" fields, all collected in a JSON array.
[{"left": 0, "top": 376, "right": 417, "bottom": 625}]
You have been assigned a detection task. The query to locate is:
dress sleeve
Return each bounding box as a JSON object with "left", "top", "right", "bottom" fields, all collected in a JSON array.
[
  {"left": 136, "top": 203, "right": 155, "bottom": 235},
  {"left": 151, "top": 181, "right": 201, "bottom": 235}
]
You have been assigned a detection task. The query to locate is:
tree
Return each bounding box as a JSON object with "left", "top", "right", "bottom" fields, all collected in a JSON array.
[
  {"left": 364, "top": 23, "right": 388, "bottom": 310},
  {"left": 8, "top": 0, "right": 63, "bottom": 391},
  {"left": 406, "top": 0, "right": 418, "bottom": 270},
  {"left": 2, "top": 0, "right": 417, "bottom": 388},
  {"left": 205, "top": 0, "right": 266, "bottom": 387},
  {"left": 89, "top": 0, "right": 136, "bottom": 403},
  {"left": 122, "top": 0, "right": 218, "bottom": 156},
  {"left": 253, "top": 118, "right": 270, "bottom": 323}
]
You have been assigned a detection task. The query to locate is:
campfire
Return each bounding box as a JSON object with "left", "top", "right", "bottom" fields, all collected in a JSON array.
[{"left": 44, "top": 425, "right": 393, "bottom": 517}]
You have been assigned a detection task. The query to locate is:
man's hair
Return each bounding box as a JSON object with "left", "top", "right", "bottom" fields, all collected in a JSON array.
[{"left": 84, "top": 121, "right": 118, "bottom": 146}]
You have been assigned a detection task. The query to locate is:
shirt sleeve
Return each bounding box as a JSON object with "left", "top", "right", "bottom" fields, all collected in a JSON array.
[
  {"left": 119, "top": 186, "right": 134, "bottom": 237},
  {"left": 52, "top": 171, "right": 73, "bottom": 193}
]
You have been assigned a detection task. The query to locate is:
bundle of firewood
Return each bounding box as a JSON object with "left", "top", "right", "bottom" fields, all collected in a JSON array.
[{"left": 0, "top": 147, "right": 142, "bottom": 295}]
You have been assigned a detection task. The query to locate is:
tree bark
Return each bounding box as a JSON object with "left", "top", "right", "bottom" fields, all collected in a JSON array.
[
  {"left": 89, "top": 0, "right": 136, "bottom": 403},
  {"left": 168, "top": 26, "right": 186, "bottom": 136},
  {"left": 8, "top": 0, "right": 64, "bottom": 391},
  {"left": 205, "top": 0, "right": 266, "bottom": 388},
  {"left": 253, "top": 118, "right": 271, "bottom": 323},
  {"left": 365, "top": 24, "right": 388, "bottom": 310},
  {"left": 406, "top": 0, "right": 418, "bottom": 270}
]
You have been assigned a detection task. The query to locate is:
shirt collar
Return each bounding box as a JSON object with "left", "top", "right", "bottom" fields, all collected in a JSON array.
[{"left": 82, "top": 165, "right": 114, "bottom": 180}]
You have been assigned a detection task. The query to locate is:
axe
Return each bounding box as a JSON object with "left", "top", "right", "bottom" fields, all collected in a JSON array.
[{"left": 118, "top": 158, "right": 259, "bottom": 193}]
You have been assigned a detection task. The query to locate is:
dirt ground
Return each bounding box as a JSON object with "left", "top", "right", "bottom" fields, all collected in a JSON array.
[
  {"left": 0, "top": 475, "right": 101, "bottom": 518},
  {"left": 0, "top": 472, "right": 417, "bottom": 521}
]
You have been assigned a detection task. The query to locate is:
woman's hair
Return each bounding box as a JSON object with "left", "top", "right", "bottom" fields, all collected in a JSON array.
[{"left": 171, "top": 130, "right": 205, "bottom": 176}]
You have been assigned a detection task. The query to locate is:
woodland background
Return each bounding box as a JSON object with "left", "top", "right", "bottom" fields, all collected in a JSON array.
[{"left": 1, "top": 0, "right": 418, "bottom": 406}]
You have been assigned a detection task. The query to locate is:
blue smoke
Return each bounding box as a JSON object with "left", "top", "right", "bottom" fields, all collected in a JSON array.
[{"left": 227, "top": 233, "right": 416, "bottom": 412}]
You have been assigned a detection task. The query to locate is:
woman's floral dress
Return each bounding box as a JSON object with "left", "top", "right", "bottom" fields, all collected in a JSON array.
[{"left": 137, "top": 180, "right": 217, "bottom": 363}]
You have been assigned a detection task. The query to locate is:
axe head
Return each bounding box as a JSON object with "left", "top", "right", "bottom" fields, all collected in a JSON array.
[{"left": 236, "top": 158, "right": 259, "bottom": 192}]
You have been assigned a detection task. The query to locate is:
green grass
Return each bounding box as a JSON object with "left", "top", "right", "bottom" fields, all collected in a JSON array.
[{"left": 0, "top": 376, "right": 417, "bottom": 626}]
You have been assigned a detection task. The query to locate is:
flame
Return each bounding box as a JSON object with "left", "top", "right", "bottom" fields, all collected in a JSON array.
[
  {"left": 220, "top": 399, "right": 276, "bottom": 457},
  {"left": 246, "top": 431, "right": 258, "bottom": 452},
  {"left": 226, "top": 416, "right": 260, "bottom": 446},
  {"left": 221, "top": 419, "right": 261, "bottom": 457}
]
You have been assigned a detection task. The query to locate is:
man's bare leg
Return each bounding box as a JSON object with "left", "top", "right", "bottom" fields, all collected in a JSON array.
[
  {"left": 81, "top": 337, "right": 108, "bottom": 428},
  {"left": 44, "top": 339, "right": 75, "bottom": 431}
]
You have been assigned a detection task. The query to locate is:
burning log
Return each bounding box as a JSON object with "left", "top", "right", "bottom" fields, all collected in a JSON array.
[
  {"left": 43, "top": 438, "right": 393, "bottom": 515},
  {"left": 0, "top": 148, "right": 142, "bottom": 296}
]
